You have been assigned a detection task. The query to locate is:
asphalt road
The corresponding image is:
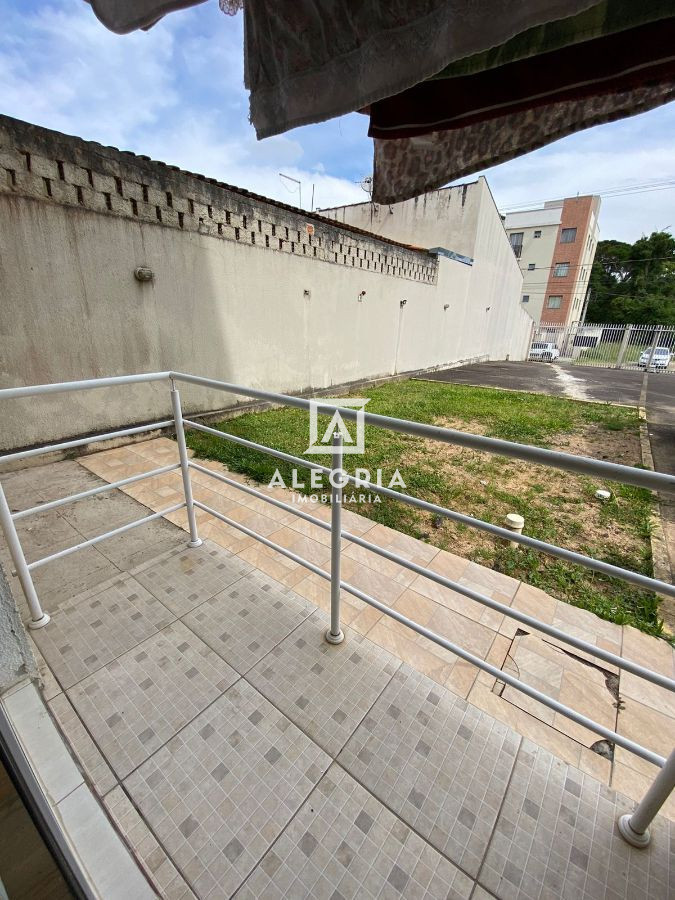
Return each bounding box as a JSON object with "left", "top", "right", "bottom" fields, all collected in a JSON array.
[
  {"left": 419, "top": 360, "right": 674, "bottom": 422},
  {"left": 417, "top": 360, "right": 675, "bottom": 472}
]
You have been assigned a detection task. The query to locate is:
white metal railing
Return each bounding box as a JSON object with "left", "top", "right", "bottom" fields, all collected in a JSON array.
[{"left": 0, "top": 370, "right": 674, "bottom": 847}]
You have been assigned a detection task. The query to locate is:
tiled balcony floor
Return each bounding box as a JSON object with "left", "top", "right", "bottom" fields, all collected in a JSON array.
[
  {"left": 73, "top": 438, "right": 675, "bottom": 813},
  {"left": 0, "top": 453, "right": 673, "bottom": 898}
]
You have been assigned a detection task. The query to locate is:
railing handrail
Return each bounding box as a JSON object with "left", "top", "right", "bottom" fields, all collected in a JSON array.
[
  {"left": 184, "top": 419, "right": 675, "bottom": 600},
  {"left": 1, "top": 370, "right": 672, "bottom": 492},
  {"left": 170, "top": 371, "right": 675, "bottom": 492},
  {"left": 188, "top": 461, "right": 674, "bottom": 692},
  {"left": 0, "top": 370, "right": 673, "bottom": 845}
]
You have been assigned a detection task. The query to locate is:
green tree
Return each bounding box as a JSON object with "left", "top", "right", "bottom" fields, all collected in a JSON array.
[{"left": 587, "top": 231, "right": 675, "bottom": 324}]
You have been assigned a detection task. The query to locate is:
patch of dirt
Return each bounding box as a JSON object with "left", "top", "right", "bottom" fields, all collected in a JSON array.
[{"left": 408, "top": 419, "right": 646, "bottom": 565}]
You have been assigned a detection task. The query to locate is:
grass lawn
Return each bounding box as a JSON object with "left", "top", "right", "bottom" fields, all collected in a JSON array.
[{"left": 185, "top": 379, "right": 663, "bottom": 637}]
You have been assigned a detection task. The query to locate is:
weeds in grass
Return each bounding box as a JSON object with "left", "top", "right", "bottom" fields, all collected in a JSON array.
[{"left": 185, "top": 380, "right": 663, "bottom": 637}]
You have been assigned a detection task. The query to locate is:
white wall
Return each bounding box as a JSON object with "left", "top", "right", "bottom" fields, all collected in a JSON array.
[
  {"left": 0, "top": 117, "right": 533, "bottom": 452},
  {"left": 322, "top": 179, "right": 532, "bottom": 359},
  {"left": 1, "top": 195, "right": 526, "bottom": 450},
  {"left": 322, "top": 183, "right": 482, "bottom": 259}
]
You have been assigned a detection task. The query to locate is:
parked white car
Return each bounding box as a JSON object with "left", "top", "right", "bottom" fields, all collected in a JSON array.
[
  {"left": 638, "top": 347, "right": 672, "bottom": 369},
  {"left": 529, "top": 342, "right": 560, "bottom": 361}
]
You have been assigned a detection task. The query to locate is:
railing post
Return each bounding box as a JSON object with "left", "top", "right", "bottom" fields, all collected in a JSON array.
[
  {"left": 618, "top": 748, "right": 675, "bottom": 847},
  {"left": 170, "top": 384, "right": 202, "bottom": 548},
  {"left": 325, "top": 432, "right": 345, "bottom": 645},
  {"left": 0, "top": 482, "right": 50, "bottom": 629}
]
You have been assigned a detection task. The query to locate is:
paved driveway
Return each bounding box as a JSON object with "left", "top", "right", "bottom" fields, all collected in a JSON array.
[{"left": 419, "top": 359, "right": 675, "bottom": 422}]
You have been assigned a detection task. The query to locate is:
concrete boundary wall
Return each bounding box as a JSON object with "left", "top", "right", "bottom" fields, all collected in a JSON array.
[
  {"left": 0, "top": 116, "right": 436, "bottom": 285},
  {"left": 0, "top": 116, "right": 532, "bottom": 451}
]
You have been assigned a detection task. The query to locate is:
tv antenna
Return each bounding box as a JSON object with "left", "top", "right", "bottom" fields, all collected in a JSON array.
[{"left": 359, "top": 175, "right": 373, "bottom": 198}]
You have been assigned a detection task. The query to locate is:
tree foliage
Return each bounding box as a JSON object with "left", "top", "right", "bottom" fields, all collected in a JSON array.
[{"left": 587, "top": 231, "right": 675, "bottom": 324}]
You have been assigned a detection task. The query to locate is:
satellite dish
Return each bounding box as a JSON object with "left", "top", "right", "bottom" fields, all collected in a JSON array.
[{"left": 359, "top": 175, "right": 373, "bottom": 197}]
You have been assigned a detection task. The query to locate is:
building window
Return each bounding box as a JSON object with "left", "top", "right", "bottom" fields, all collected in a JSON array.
[
  {"left": 534, "top": 230, "right": 542, "bottom": 238},
  {"left": 509, "top": 232, "right": 523, "bottom": 258},
  {"left": 527, "top": 263, "right": 535, "bottom": 271},
  {"left": 553, "top": 262, "right": 570, "bottom": 277},
  {"left": 522, "top": 295, "right": 530, "bottom": 303},
  {"left": 547, "top": 295, "right": 563, "bottom": 309},
  {"left": 561, "top": 227, "right": 577, "bottom": 243}
]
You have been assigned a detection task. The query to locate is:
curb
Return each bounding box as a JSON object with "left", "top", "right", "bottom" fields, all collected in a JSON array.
[{"left": 638, "top": 421, "right": 673, "bottom": 631}]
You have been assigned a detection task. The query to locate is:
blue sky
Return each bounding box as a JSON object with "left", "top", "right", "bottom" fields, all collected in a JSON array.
[{"left": 1, "top": 0, "right": 674, "bottom": 241}]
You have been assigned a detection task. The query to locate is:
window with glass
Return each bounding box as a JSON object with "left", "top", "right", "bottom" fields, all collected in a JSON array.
[
  {"left": 547, "top": 295, "right": 563, "bottom": 309},
  {"left": 527, "top": 263, "right": 535, "bottom": 271},
  {"left": 534, "top": 230, "right": 542, "bottom": 238},
  {"left": 522, "top": 295, "right": 530, "bottom": 303},
  {"left": 560, "top": 227, "right": 577, "bottom": 243},
  {"left": 509, "top": 232, "right": 523, "bottom": 257},
  {"left": 553, "top": 262, "right": 570, "bottom": 277}
]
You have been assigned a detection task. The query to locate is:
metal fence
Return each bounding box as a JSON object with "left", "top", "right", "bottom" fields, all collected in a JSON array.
[
  {"left": 0, "top": 371, "right": 674, "bottom": 848},
  {"left": 528, "top": 322, "right": 675, "bottom": 371}
]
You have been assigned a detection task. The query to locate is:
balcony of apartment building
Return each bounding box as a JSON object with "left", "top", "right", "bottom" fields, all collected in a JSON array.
[{"left": 0, "top": 372, "right": 673, "bottom": 900}]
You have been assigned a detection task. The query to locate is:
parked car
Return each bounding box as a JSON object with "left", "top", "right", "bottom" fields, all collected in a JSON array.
[
  {"left": 638, "top": 347, "right": 672, "bottom": 369},
  {"left": 529, "top": 342, "right": 560, "bottom": 361}
]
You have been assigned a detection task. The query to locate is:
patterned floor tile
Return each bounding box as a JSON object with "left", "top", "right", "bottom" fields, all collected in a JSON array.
[
  {"left": 338, "top": 665, "right": 520, "bottom": 877},
  {"left": 32, "top": 574, "right": 174, "bottom": 689},
  {"left": 104, "top": 786, "right": 197, "bottom": 899},
  {"left": 235, "top": 764, "right": 475, "bottom": 900},
  {"left": 183, "top": 569, "right": 315, "bottom": 674},
  {"left": 478, "top": 740, "right": 674, "bottom": 900},
  {"left": 123, "top": 680, "right": 330, "bottom": 899},
  {"left": 132, "top": 540, "right": 253, "bottom": 616},
  {"left": 67, "top": 621, "right": 238, "bottom": 778},
  {"left": 247, "top": 611, "right": 400, "bottom": 756}
]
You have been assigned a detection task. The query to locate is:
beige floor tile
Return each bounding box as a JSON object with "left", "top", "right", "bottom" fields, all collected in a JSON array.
[
  {"left": 611, "top": 760, "right": 675, "bottom": 820},
  {"left": 460, "top": 562, "right": 519, "bottom": 600},
  {"left": 445, "top": 659, "right": 479, "bottom": 699},
  {"left": 224, "top": 504, "right": 281, "bottom": 537},
  {"left": 342, "top": 541, "right": 419, "bottom": 586},
  {"left": 622, "top": 625, "right": 674, "bottom": 677},
  {"left": 578, "top": 745, "right": 612, "bottom": 783},
  {"left": 467, "top": 681, "right": 582, "bottom": 768},
  {"left": 475, "top": 633, "right": 512, "bottom": 689},
  {"left": 362, "top": 522, "right": 440, "bottom": 564},
  {"left": 235, "top": 543, "right": 308, "bottom": 589},
  {"left": 509, "top": 581, "right": 558, "bottom": 624},
  {"left": 340, "top": 558, "right": 409, "bottom": 607},
  {"left": 615, "top": 698, "right": 674, "bottom": 779},
  {"left": 262, "top": 526, "right": 333, "bottom": 567},
  {"left": 620, "top": 670, "right": 675, "bottom": 719},
  {"left": 200, "top": 519, "right": 257, "bottom": 554},
  {"left": 552, "top": 601, "right": 623, "bottom": 653},
  {"left": 366, "top": 619, "right": 455, "bottom": 690},
  {"left": 395, "top": 592, "right": 495, "bottom": 660},
  {"left": 553, "top": 669, "right": 618, "bottom": 748},
  {"left": 407, "top": 572, "right": 486, "bottom": 621},
  {"left": 290, "top": 571, "right": 383, "bottom": 635}
]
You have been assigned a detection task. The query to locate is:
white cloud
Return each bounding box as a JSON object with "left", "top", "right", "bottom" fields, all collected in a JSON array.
[
  {"left": 0, "top": 4, "right": 177, "bottom": 145},
  {"left": 0, "top": 0, "right": 364, "bottom": 209}
]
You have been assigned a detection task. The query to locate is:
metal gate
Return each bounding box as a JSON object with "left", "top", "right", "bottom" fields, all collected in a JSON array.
[{"left": 528, "top": 323, "right": 675, "bottom": 371}]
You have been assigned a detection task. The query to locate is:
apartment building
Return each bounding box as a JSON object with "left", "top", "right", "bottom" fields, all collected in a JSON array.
[{"left": 504, "top": 195, "right": 601, "bottom": 326}]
